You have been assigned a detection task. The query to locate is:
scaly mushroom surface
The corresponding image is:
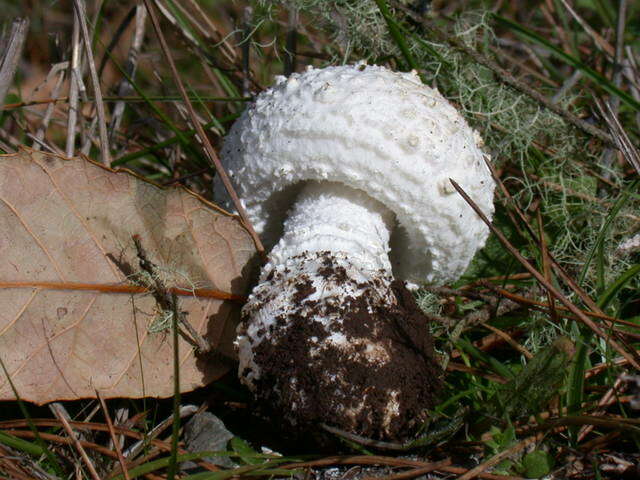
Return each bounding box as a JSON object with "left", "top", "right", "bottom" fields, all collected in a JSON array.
[{"left": 215, "top": 63, "right": 495, "bottom": 440}]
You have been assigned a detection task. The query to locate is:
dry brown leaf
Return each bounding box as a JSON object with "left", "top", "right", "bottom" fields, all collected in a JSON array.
[{"left": 0, "top": 148, "right": 256, "bottom": 404}]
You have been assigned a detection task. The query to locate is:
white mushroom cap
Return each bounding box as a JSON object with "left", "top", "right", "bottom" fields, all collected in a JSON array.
[{"left": 215, "top": 63, "right": 495, "bottom": 284}]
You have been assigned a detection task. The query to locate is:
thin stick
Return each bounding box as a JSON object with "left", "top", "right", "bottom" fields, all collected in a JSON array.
[
  {"left": 3, "top": 95, "right": 248, "bottom": 109},
  {"left": 32, "top": 67, "right": 66, "bottom": 151},
  {"left": 558, "top": 0, "right": 614, "bottom": 56},
  {"left": 142, "top": 0, "right": 265, "bottom": 257},
  {"left": 50, "top": 403, "right": 102, "bottom": 480},
  {"left": 361, "top": 459, "right": 452, "bottom": 480},
  {"left": 66, "top": 13, "right": 82, "bottom": 157},
  {"left": 0, "top": 17, "right": 29, "bottom": 108},
  {"left": 109, "top": 4, "right": 147, "bottom": 145},
  {"left": 96, "top": 391, "right": 131, "bottom": 480},
  {"left": 577, "top": 376, "right": 626, "bottom": 442},
  {"left": 72, "top": 0, "right": 111, "bottom": 165},
  {"left": 610, "top": 0, "right": 628, "bottom": 116},
  {"left": 457, "top": 434, "right": 542, "bottom": 480},
  {"left": 132, "top": 235, "right": 218, "bottom": 352},
  {"left": 284, "top": 6, "right": 298, "bottom": 76},
  {"left": 0, "top": 280, "right": 245, "bottom": 302},
  {"left": 241, "top": 6, "right": 252, "bottom": 98},
  {"left": 485, "top": 284, "right": 640, "bottom": 330},
  {"left": 482, "top": 322, "right": 532, "bottom": 359},
  {"left": 599, "top": 0, "right": 628, "bottom": 178},
  {"left": 450, "top": 179, "right": 640, "bottom": 370},
  {"left": 182, "top": 0, "right": 237, "bottom": 64},
  {"left": 121, "top": 405, "right": 198, "bottom": 459}
]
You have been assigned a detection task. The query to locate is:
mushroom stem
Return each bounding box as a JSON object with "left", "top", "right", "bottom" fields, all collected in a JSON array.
[
  {"left": 237, "top": 182, "right": 441, "bottom": 439},
  {"left": 269, "top": 181, "right": 395, "bottom": 274}
]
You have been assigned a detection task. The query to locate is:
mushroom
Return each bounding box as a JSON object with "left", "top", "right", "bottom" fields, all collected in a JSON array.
[{"left": 214, "top": 63, "right": 496, "bottom": 440}]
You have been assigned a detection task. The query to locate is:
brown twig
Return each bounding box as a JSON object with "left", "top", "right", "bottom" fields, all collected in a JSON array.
[
  {"left": 0, "top": 17, "right": 29, "bottom": 108},
  {"left": 577, "top": 375, "right": 627, "bottom": 442},
  {"left": 361, "top": 459, "right": 452, "bottom": 480},
  {"left": 484, "top": 157, "right": 603, "bottom": 314},
  {"left": 96, "top": 392, "right": 132, "bottom": 480},
  {"left": 282, "top": 456, "right": 523, "bottom": 479},
  {"left": 457, "top": 433, "right": 543, "bottom": 480},
  {"left": 484, "top": 283, "right": 640, "bottom": 331},
  {"left": 133, "top": 235, "right": 213, "bottom": 353},
  {"left": 50, "top": 403, "right": 102, "bottom": 480},
  {"left": 142, "top": 0, "right": 265, "bottom": 257},
  {"left": 450, "top": 178, "right": 640, "bottom": 370},
  {"left": 32, "top": 64, "right": 66, "bottom": 151},
  {"left": 481, "top": 322, "right": 532, "bottom": 359}
]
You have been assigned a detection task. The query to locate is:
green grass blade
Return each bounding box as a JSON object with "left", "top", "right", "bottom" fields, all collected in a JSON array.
[
  {"left": 373, "top": 0, "right": 419, "bottom": 70},
  {"left": 111, "top": 113, "right": 238, "bottom": 167},
  {"left": 0, "top": 356, "right": 65, "bottom": 475},
  {"left": 455, "top": 338, "right": 515, "bottom": 380},
  {"left": 99, "top": 39, "right": 206, "bottom": 166},
  {"left": 566, "top": 333, "right": 589, "bottom": 444},
  {"left": 0, "top": 431, "right": 46, "bottom": 456},
  {"left": 597, "top": 263, "right": 640, "bottom": 311},
  {"left": 578, "top": 180, "right": 639, "bottom": 286},
  {"left": 167, "top": 295, "right": 181, "bottom": 480},
  {"left": 230, "top": 437, "right": 261, "bottom": 465}
]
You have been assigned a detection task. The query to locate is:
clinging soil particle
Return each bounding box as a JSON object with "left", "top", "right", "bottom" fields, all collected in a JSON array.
[{"left": 247, "top": 251, "right": 443, "bottom": 441}]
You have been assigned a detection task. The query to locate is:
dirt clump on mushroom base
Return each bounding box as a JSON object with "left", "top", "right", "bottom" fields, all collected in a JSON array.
[{"left": 246, "top": 252, "right": 443, "bottom": 441}]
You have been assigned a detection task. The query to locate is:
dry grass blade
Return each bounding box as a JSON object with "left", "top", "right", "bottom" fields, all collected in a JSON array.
[
  {"left": 595, "top": 97, "right": 640, "bottom": 175},
  {"left": 50, "top": 403, "right": 101, "bottom": 480},
  {"left": 66, "top": 12, "right": 82, "bottom": 157},
  {"left": 284, "top": 454, "right": 524, "bottom": 480},
  {"left": 109, "top": 4, "right": 147, "bottom": 146},
  {"left": 71, "top": 0, "right": 111, "bottom": 165},
  {"left": 450, "top": 178, "right": 640, "bottom": 370},
  {"left": 96, "top": 391, "right": 131, "bottom": 480},
  {"left": 142, "top": 0, "right": 265, "bottom": 257},
  {"left": 0, "top": 17, "right": 29, "bottom": 108},
  {"left": 32, "top": 64, "right": 66, "bottom": 152},
  {"left": 558, "top": 0, "right": 614, "bottom": 56}
]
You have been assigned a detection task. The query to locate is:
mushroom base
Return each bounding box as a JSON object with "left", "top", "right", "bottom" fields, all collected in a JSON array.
[{"left": 239, "top": 251, "right": 443, "bottom": 441}]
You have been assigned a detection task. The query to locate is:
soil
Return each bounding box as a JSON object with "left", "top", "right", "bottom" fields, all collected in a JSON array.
[{"left": 243, "top": 251, "right": 443, "bottom": 441}]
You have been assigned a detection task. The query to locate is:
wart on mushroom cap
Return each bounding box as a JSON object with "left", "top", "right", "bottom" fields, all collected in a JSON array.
[{"left": 215, "top": 63, "right": 496, "bottom": 440}]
